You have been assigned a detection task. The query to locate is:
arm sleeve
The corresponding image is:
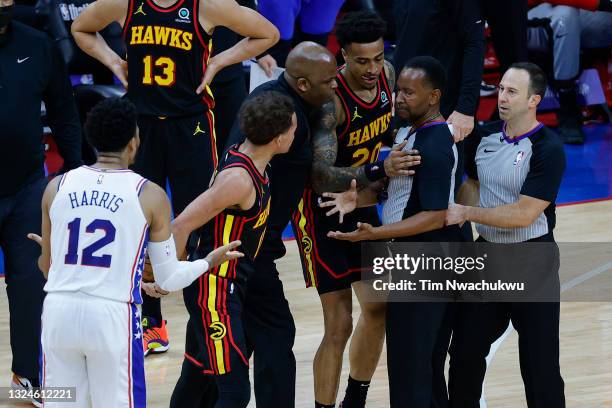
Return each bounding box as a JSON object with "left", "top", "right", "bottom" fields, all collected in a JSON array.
[
  {"left": 453, "top": 0, "right": 486, "bottom": 116},
  {"left": 43, "top": 40, "right": 83, "bottom": 172},
  {"left": 520, "top": 137, "right": 566, "bottom": 202},
  {"left": 417, "top": 131, "right": 455, "bottom": 210},
  {"left": 148, "top": 236, "right": 210, "bottom": 292}
]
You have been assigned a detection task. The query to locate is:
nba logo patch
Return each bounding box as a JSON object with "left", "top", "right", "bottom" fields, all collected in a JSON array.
[{"left": 513, "top": 151, "right": 525, "bottom": 166}]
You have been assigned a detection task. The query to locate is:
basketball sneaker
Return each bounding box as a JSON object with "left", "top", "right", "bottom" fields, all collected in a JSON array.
[
  {"left": 11, "top": 373, "right": 42, "bottom": 407},
  {"left": 142, "top": 317, "right": 169, "bottom": 356}
]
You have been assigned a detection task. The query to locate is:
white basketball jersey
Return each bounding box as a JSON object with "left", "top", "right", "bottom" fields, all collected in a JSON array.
[{"left": 45, "top": 166, "right": 150, "bottom": 304}]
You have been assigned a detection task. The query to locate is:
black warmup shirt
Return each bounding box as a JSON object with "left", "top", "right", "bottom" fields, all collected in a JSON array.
[
  {"left": 393, "top": 0, "right": 485, "bottom": 118},
  {"left": 0, "top": 21, "right": 82, "bottom": 197},
  {"left": 226, "top": 74, "right": 314, "bottom": 261}
]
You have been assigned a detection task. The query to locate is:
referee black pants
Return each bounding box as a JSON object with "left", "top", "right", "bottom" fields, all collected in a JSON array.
[
  {"left": 448, "top": 301, "right": 565, "bottom": 408},
  {"left": 387, "top": 301, "right": 453, "bottom": 408}
]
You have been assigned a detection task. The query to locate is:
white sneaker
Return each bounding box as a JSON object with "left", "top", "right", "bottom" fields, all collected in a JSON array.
[{"left": 11, "top": 373, "right": 42, "bottom": 408}]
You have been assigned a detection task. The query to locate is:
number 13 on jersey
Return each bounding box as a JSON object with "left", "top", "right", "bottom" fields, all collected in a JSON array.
[{"left": 142, "top": 55, "right": 176, "bottom": 86}]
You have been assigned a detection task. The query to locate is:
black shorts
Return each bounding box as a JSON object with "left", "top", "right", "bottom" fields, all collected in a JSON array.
[
  {"left": 132, "top": 112, "right": 217, "bottom": 214},
  {"left": 182, "top": 272, "right": 249, "bottom": 376},
  {"left": 291, "top": 187, "right": 381, "bottom": 295}
]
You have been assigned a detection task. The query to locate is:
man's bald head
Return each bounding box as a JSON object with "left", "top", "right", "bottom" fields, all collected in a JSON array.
[
  {"left": 286, "top": 41, "right": 336, "bottom": 78},
  {"left": 285, "top": 41, "right": 338, "bottom": 107}
]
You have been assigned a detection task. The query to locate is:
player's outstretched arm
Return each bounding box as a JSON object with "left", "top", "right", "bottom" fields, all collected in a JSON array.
[
  {"left": 196, "top": 0, "right": 280, "bottom": 93},
  {"left": 28, "top": 177, "right": 61, "bottom": 279},
  {"left": 71, "top": 0, "right": 130, "bottom": 87},
  {"left": 328, "top": 210, "right": 446, "bottom": 242},
  {"left": 171, "top": 167, "right": 255, "bottom": 258},
  {"left": 140, "top": 182, "right": 242, "bottom": 292},
  {"left": 318, "top": 179, "right": 383, "bottom": 223}
]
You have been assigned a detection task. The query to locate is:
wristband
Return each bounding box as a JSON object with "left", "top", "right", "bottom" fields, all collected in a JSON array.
[{"left": 364, "top": 160, "right": 387, "bottom": 181}]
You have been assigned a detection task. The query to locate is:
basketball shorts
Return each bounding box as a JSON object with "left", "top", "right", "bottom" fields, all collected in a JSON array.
[
  {"left": 182, "top": 273, "right": 249, "bottom": 376},
  {"left": 132, "top": 111, "right": 218, "bottom": 214},
  {"left": 291, "top": 187, "right": 381, "bottom": 295},
  {"left": 41, "top": 292, "right": 145, "bottom": 408}
]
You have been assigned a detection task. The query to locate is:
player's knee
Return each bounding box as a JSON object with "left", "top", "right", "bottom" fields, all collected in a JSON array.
[
  {"left": 324, "top": 314, "right": 353, "bottom": 347},
  {"left": 360, "top": 302, "right": 386, "bottom": 324}
]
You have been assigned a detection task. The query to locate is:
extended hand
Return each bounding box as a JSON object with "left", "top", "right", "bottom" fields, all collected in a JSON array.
[
  {"left": 204, "top": 240, "right": 243, "bottom": 268},
  {"left": 142, "top": 282, "right": 169, "bottom": 298},
  {"left": 319, "top": 179, "right": 358, "bottom": 224},
  {"left": 384, "top": 140, "right": 421, "bottom": 177},
  {"left": 327, "top": 222, "right": 375, "bottom": 242}
]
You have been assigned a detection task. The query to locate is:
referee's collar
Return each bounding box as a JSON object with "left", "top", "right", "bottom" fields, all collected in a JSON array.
[{"left": 501, "top": 122, "right": 543, "bottom": 144}]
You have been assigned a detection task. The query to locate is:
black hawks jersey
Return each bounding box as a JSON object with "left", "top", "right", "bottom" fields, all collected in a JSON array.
[
  {"left": 195, "top": 145, "right": 271, "bottom": 283},
  {"left": 334, "top": 67, "right": 393, "bottom": 167},
  {"left": 122, "top": 0, "right": 214, "bottom": 117}
]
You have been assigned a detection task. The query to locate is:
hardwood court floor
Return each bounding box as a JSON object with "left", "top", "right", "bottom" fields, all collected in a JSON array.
[{"left": 1, "top": 200, "right": 611, "bottom": 408}]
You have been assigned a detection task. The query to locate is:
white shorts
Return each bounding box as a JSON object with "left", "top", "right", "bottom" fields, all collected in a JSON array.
[{"left": 41, "top": 292, "right": 146, "bottom": 408}]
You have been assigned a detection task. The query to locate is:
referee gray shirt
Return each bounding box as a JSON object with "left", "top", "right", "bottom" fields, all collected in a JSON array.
[{"left": 474, "top": 121, "right": 566, "bottom": 243}]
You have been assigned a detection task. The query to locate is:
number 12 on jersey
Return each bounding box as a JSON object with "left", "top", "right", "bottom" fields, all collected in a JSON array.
[{"left": 64, "top": 218, "right": 116, "bottom": 268}]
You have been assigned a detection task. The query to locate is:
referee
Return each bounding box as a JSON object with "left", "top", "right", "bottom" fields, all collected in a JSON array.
[
  {"left": 328, "top": 56, "right": 463, "bottom": 407},
  {"left": 445, "top": 62, "right": 566, "bottom": 407}
]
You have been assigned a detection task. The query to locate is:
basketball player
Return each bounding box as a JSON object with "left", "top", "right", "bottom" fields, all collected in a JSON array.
[
  {"left": 153, "top": 91, "right": 295, "bottom": 408},
  {"left": 71, "top": 0, "right": 278, "bottom": 355},
  {"left": 446, "top": 62, "right": 566, "bottom": 407},
  {"left": 28, "top": 97, "right": 242, "bottom": 407},
  {"left": 289, "top": 12, "right": 415, "bottom": 408},
  {"left": 323, "top": 56, "right": 463, "bottom": 407}
]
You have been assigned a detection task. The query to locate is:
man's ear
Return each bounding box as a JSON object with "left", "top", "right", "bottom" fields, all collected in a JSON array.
[
  {"left": 128, "top": 135, "right": 139, "bottom": 155},
  {"left": 430, "top": 88, "right": 442, "bottom": 106},
  {"left": 529, "top": 94, "right": 542, "bottom": 109},
  {"left": 297, "top": 77, "right": 310, "bottom": 93}
]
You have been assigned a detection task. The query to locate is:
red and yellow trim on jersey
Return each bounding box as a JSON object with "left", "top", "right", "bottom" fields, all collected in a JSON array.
[
  {"left": 292, "top": 192, "right": 318, "bottom": 288},
  {"left": 198, "top": 212, "right": 248, "bottom": 375}
]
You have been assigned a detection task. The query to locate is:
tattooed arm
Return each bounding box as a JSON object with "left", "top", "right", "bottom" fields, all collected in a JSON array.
[
  {"left": 384, "top": 60, "right": 396, "bottom": 92},
  {"left": 310, "top": 98, "right": 370, "bottom": 194}
]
